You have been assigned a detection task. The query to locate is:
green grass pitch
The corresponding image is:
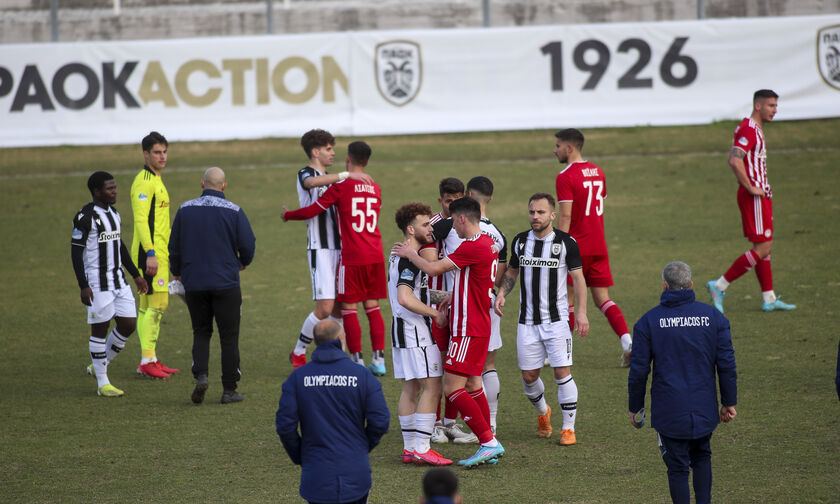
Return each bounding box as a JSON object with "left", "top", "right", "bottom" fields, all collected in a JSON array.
[{"left": 1, "top": 119, "right": 838, "bottom": 503}]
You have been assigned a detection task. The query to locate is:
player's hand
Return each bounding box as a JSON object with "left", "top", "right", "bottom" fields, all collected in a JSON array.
[
  {"left": 574, "top": 313, "right": 590, "bottom": 338},
  {"left": 134, "top": 276, "right": 149, "bottom": 295},
  {"left": 281, "top": 205, "right": 290, "bottom": 222},
  {"left": 747, "top": 185, "right": 766, "bottom": 197},
  {"left": 391, "top": 241, "right": 414, "bottom": 259},
  {"left": 348, "top": 171, "right": 374, "bottom": 185},
  {"left": 720, "top": 405, "right": 737, "bottom": 423},
  {"left": 433, "top": 309, "right": 448, "bottom": 329},
  {"left": 494, "top": 294, "right": 506, "bottom": 317},
  {"left": 80, "top": 287, "right": 93, "bottom": 306},
  {"left": 145, "top": 256, "right": 159, "bottom": 276}
]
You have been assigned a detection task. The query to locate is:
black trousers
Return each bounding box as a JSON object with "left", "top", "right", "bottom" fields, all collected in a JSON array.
[
  {"left": 185, "top": 286, "right": 242, "bottom": 391},
  {"left": 658, "top": 432, "right": 713, "bottom": 504}
]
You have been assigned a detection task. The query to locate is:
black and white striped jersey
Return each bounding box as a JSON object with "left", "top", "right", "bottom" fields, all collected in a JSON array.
[
  {"left": 509, "top": 229, "right": 581, "bottom": 325},
  {"left": 71, "top": 202, "right": 128, "bottom": 292},
  {"left": 296, "top": 166, "right": 340, "bottom": 250},
  {"left": 387, "top": 254, "right": 433, "bottom": 349},
  {"left": 431, "top": 216, "right": 507, "bottom": 291}
]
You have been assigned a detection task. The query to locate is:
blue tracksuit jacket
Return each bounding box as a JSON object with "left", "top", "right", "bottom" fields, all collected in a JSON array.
[
  {"left": 169, "top": 189, "right": 255, "bottom": 291},
  {"left": 628, "top": 289, "right": 737, "bottom": 439},
  {"left": 276, "top": 339, "right": 390, "bottom": 503}
]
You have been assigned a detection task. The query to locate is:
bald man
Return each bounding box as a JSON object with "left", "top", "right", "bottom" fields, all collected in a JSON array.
[
  {"left": 170, "top": 167, "right": 256, "bottom": 404},
  {"left": 276, "top": 319, "right": 390, "bottom": 504}
]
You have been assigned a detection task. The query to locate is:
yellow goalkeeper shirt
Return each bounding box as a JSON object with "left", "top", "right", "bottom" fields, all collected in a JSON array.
[{"left": 130, "top": 166, "right": 171, "bottom": 270}]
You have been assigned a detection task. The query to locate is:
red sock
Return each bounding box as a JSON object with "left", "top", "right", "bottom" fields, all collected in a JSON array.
[
  {"left": 341, "top": 309, "right": 362, "bottom": 354},
  {"left": 599, "top": 300, "right": 629, "bottom": 338},
  {"left": 469, "top": 388, "right": 491, "bottom": 425},
  {"left": 365, "top": 305, "right": 385, "bottom": 352},
  {"left": 447, "top": 389, "right": 493, "bottom": 444},
  {"left": 754, "top": 255, "right": 773, "bottom": 292},
  {"left": 444, "top": 395, "right": 458, "bottom": 421},
  {"left": 436, "top": 396, "right": 442, "bottom": 422},
  {"left": 723, "top": 249, "right": 760, "bottom": 283},
  {"left": 568, "top": 303, "right": 575, "bottom": 332}
]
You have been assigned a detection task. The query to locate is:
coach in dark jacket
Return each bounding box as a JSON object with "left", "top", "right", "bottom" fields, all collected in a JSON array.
[
  {"left": 276, "top": 320, "right": 390, "bottom": 504},
  {"left": 169, "top": 167, "right": 255, "bottom": 404},
  {"left": 628, "top": 261, "right": 737, "bottom": 504}
]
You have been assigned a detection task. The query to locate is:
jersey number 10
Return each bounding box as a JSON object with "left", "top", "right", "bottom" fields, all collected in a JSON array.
[
  {"left": 582, "top": 180, "right": 604, "bottom": 216},
  {"left": 351, "top": 197, "right": 378, "bottom": 233}
]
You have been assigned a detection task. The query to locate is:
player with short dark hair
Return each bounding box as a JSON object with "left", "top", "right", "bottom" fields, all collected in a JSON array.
[
  {"left": 73, "top": 171, "right": 148, "bottom": 397},
  {"left": 393, "top": 197, "right": 504, "bottom": 468},
  {"left": 288, "top": 130, "right": 375, "bottom": 369},
  {"left": 131, "top": 131, "right": 179, "bottom": 378},
  {"left": 554, "top": 128, "right": 633, "bottom": 367},
  {"left": 706, "top": 89, "right": 796, "bottom": 314},
  {"left": 495, "top": 192, "right": 590, "bottom": 446},
  {"left": 390, "top": 202, "right": 452, "bottom": 466},
  {"left": 284, "top": 141, "right": 388, "bottom": 375}
]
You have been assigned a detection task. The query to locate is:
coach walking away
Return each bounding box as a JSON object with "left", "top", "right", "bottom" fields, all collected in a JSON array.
[
  {"left": 169, "top": 167, "right": 256, "bottom": 405},
  {"left": 628, "top": 261, "right": 737, "bottom": 504},
  {"left": 276, "top": 320, "right": 390, "bottom": 504}
]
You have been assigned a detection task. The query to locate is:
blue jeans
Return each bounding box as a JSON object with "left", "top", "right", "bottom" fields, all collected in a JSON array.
[{"left": 657, "top": 432, "right": 712, "bottom": 504}]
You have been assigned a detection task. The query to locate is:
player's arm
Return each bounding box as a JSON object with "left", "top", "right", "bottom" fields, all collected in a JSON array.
[
  {"left": 282, "top": 185, "right": 338, "bottom": 221},
  {"left": 70, "top": 212, "right": 93, "bottom": 306},
  {"left": 555, "top": 173, "right": 574, "bottom": 233},
  {"left": 398, "top": 285, "right": 447, "bottom": 328},
  {"left": 120, "top": 239, "right": 148, "bottom": 294},
  {"left": 392, "top": 242, "right": 456, "bottom": 277},
  {"left": 302, "top": 171, "right": 373, "bottom": 188},
  {"left": 494, "top": 232, "right": 508, "bottom": 288},
  {"left": 564, "top": 234, "right": 589, "bottom": 337},
  {"left": 493, "top": 266, "right": 519, "bottom": 317},
  {"left": 131, "top": 177, "right": 159, "bottom": 275},
  {"left": 557, "top": 202, "right": 572, "bottom": 233},
  {"left": 428, "top": 289, "right": 451, "bottom": 305},
  {"left": 727, "top": 148, "right": 764, "bottom": 196}
]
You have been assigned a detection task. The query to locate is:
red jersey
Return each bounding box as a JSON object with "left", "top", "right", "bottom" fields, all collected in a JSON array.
[
  {"left": 555, "top": 160, "right": 608, "bottom": 256},
  {"left": 284, "top": 178, "right": 383, "bottom": 266},
  {"left": 445, "top": 233, "right": 498, "bottom": 338},
  {"left": 733, "top": 118, "right": 771, "bottom": 198}
]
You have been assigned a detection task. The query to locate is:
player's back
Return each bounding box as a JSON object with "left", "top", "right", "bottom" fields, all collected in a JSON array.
[
  {"left": 555, "top": 161, "right": 607, "bottom": 256},
  {"left": 331, "top": 179, "right": 384, "bottom": 265}
]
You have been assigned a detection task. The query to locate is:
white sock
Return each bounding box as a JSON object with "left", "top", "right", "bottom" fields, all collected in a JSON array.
[
  {"left": 557, "top": 375, "right": 578, "bottom": 430},
  {"left": 620, "top": 333, "right": 632, "bottom": 352},
  {"left": 372, "top": 350, "right": 385, "bottom": 364},
  {"left": 522, "top": 377, "right": 548, "bottom": 415},
  {"left": 443, "top": 417, "right": 456, "bottom": 427},
  {"left": 482, "top": 369, "right": 500, "bottom": 429},
  {"left": 89, "top": 336, "right": 109, "bottom": 388},
  {"left": 762, "top": 290, "right": 777, "bottom": 304},
  {"left": 482, "top": 437, "right": 499, "bottom": 447},
  {"left": 294, "top": 312, "right": 320, "bottom": 355},
  {"left": 140, "top": 356, "right": 156, "bottom": 365},
  {"left": 351, "top": 352, "right": 365, "bottom": 366},
  {"left": 414, "top": 413, "right": 436, "bottom": 453},
  {"left": 399, "top": 414, "right": 416, "bottom": 452},
  {"left": 105, "top": 328, "right": 129, "bottom": 363},
  {"left": 715, "top": 276, "right": 730, "bottom": 291}
]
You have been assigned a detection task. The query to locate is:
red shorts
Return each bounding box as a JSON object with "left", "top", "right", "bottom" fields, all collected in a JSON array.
[
  {"left": 444, "top": 335, "right": 489, "bottom": 377},
  {"left": 431, "top": 321, "right": 450, "bottom": 353},
  {"left": 737, "top": 186, "right": 773, "bottom": 243},
  {"left": 337, "top": 261, "right": 387, "bottom": 303},
  {"left": 567, "top": 255, "right": 613, "bottom": 288}
]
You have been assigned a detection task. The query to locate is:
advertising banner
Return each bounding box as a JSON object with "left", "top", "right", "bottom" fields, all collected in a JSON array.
[{"left": 1, "top": 14, "right": 839, "bottom": 146}]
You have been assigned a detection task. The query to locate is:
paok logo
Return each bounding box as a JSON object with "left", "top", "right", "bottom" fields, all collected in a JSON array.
[
  {"left": 818, "top": 24, "right": 840, "bottom": 91},
  {"left": 375, "top": 40, "right": 422, "bottom": 106}
]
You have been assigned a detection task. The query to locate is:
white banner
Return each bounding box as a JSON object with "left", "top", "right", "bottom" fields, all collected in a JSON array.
[{"left": 1, "top": 15, "right": 839, "bottom": 147}]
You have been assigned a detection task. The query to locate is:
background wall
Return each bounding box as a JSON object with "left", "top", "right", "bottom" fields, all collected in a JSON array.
[{"left": 3, "top": 0, "right": 840, "bottom": 44}]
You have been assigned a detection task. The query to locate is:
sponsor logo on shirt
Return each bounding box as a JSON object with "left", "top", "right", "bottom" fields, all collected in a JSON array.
[
  {"left": 72, "top": 228, "right": 83, "bottom": 240},
  {"left": 518, "top": 256, "right": 560, "bottom": 268},
  {"left": 138, "top": 193, "right": 148, "bottom": 200},
  {"left": 97, "top": 230, "right": 120, "bottom": 242},
  {"left": 738, "top": 136, "right": 749, "bottom": 146},
  {"left": 400, "top": 269, "right": 415, "bottom": 281}
]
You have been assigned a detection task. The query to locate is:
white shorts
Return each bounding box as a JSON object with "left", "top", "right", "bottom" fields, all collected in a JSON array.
[
  {"left": 516, "top": 321, "right": 573, "bottom": 371},
  {"left": 488, "top": 301, "right": 502, "bottom": 352},
  {"left": 393, "top": 345, "right": 443, "bottom": 381},
  {"left": 308, "top": 249, "right": 340, "bottom": 300},
  {"left": 86, "top": 284, "right": 136, "bottom": 324}
]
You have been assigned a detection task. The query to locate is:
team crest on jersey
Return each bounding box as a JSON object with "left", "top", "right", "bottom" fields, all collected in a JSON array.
[
  {"left": 551, "top": 243, "right": 562, "bottom": 256},
  {"left": 375, "top": 40, "right": 422, "bottom": 106},
  {"left": 817, "top": 24, "right": 840, "bottom": 91},
  {"left": 157, "top": 278, "right": 165, "bottom": 287},
  {"left": 72, "top": 228, "right": 83, "bottom": 240}
]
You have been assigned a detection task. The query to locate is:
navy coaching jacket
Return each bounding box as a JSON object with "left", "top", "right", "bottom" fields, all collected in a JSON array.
[
  {"left": 628, "top": 289, "right": 737, "bottom": 439},
  {"left": 276, "top": 339, "right": 390, "bottom": 503},
  {"left": 169, "top": 189, "right": 255, "bottom": 291}
]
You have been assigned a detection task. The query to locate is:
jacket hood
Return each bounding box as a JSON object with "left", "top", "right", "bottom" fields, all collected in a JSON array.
[
  {"left": 660, "top": 288, "right": 695, "bottom": 307},
  {"left": 311, "top": 339, "right": 349, "bottom": 363}
]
